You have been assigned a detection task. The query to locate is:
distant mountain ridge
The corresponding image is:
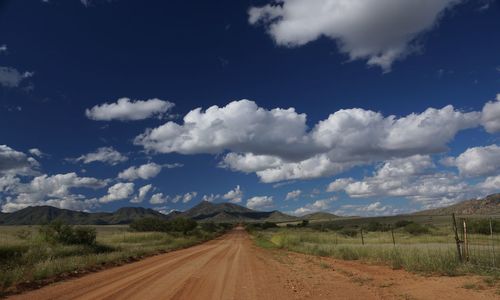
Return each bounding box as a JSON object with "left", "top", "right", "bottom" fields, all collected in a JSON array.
[
  {"left": 413, "top": 193, "right": 500, "bottom": 216},
  {"left": 0, "top": 201, "right": 298, "bottom": 225}
]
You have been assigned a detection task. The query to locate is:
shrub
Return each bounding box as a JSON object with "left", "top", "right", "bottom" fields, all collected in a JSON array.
[
  {"left": 299, "top": 220, "right": 309, "bottom": 227},
  {"left": 365, "top": 221, "right": 389, "bottom": 232},
  {"left": 404, "top": 223, "right": 430, "bottom": 235},
  {"left": 130, "top": 217, "right": 198, "bottom": 235},
  {"left": 201, "top": 222, "right": 218, "bottom": 232},
  {"left": 262, "top": 222, "right": 278, "bottom": 229},
  {"left": 394, "top": 220, "right": 413, "bottom": 228},
  {"left": 339, "top": 228, "right": 358, "bottom": 237},
  {"left": 39, "top": 221, "right": 96, "bottom": 245},
  {"left": 467, "top": 219, "right": 500, "bottom": 234}
]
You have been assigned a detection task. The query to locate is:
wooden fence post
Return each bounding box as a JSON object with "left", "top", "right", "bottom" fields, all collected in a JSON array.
[
  {"left": 452, "top": 213, "right": 462, "bottom": 262},
  {"left": 391, "top": 227, "right": 396, "bottom": 246},
  {"left": 360, "top": 228, "right": 364, "bottom": 245},
  {"left": 463, "top": 219, "right": 469, "bottom": 261},
  {"left": 490, "top": 218, "right": 495, "bottom": 267}
]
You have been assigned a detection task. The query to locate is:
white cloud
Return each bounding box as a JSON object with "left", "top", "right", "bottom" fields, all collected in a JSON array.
[
  {"left": 0, "top": 45, "right": 7, "bottom": 53},
  {"left": 1, "top": 172, "right": 107, "bottom": 212},
  {"left": 135, "top": 99, "right": 481, "bottom": 182},
  {"left": 222, "top": 185, "right": 243, "bottom": 203},
  {"left": 335, "top": 201, "right": 399, "bottom": 217},
  {"left": 249, "top": 0, "right": 460, "bottom": 71},
  {"left": 328, "top": 155, "right": 475, "bottom": 208},
  {"left": 73, "top": 147, "right": 128, "bottom": 165},
  {"left": 86, "top": 98, "right": 175, "bottom": 121},
  {"left": 450, "top": 144, "right": 500, "bottom": 177},
  {"left": 118, "top": 163, "right": 163, "bottom": 181},
  {"left": 202, "top": 194, "right": 220, "bottom": 202},
  {"left": 293, "top": 197, "right": 335, "bottom": 215},
  {"left": 285, "top": 189, "right": 301, "bottom": 200},
  {"left": 99, "top": 182, "right": 134, "bottom": 203},
  {"left": 131, "top": 184, "right": 153, "bottom": 203},
  {"left": 182, "top": 192, "right": 198, "bottom": 203},
  {"left": 28, "top": 148, "right": 45, "bottom": 158},
  {"left": 481, "top": 94, "right": 500, "bottom": 133},
  {"left": 0, "top": 67, "right": 33, "bottom": 87},
  {"left": 0, "top": 145, "right": 39, "bottom": 176},
  {"left": 246, "top": 196, "right": 274, "bottom": 210},
  {"left": 150, "top": 192, "right": 168, "bottom": 204},
  {"left": 327, "top": 178, "right": 354, "bottom": 192}
]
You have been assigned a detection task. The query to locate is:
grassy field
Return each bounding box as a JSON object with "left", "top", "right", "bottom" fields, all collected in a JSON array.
[
  {"left": 0, "top": 224, "right": 227, "bottom": 295},
  {"left": 250, "top": 216, "right": 500, "bottom": 277}
]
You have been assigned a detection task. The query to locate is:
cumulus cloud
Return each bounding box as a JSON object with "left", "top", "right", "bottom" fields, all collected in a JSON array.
[
  {"left": 150, "top": 192, "right": 168, "bottom": 204},
  {"left": 202, "top": 194, "right": 220, "bottom": 202},
  {"left": 249, "top": 0, "right": 460, "bottom": 71},
  {"left": 169, "top": 192, "right": 198, "bottom": 204},
  {"left": 73, "top": 147, "right": 128, "bottom": 165},
  {"left": 0, "top": 67, "right": 34, "bottom": 88},
  {"left": 28, "top": 148, "right": 45, "bottom": 158},
  {"left": 99, "top": 182, "right": 134, "bottom": 203},
  {"left": 285, "top": 189, "right": 301, "bottom": 200},
  {"left": 334, "top": 201, "right": 401, "bottom": 217},
  {"left": 327, "top": 155, "right": 476, "bottom": 208},
  {"left": 118, "top": 163, "right": 163, "bottom": 181},
  {"left": 86, "top": 98, "right": 175, "bottom": 121},
  {"left": 327, "top": 178, "right": 354, "bottom": 192},
  {"left": 0, "top": 145, "right": 39, "bottom": 176},
  {"left": 131, "top": 184, "right": 153, "bottom": 203},
  {"left": 1, "top": 172, "right": 107, "bottom": 212},
  {"left": 246, "top": 196, "right": 274, "bottom": 210},
  {"left": 293, "top": 197, "right": 335, "bottom": 215},
  {"left": 223, "top": 185, "right": 243, "bottom": 203},
  {"left": 481, "top": 94, "right": 500, "bottom": 133},
  {"left": 448, "top": 144, "right": 500, "bottom": 177},
  {"left": 136, "top": 99, "right": 481, "bottom": 182}
]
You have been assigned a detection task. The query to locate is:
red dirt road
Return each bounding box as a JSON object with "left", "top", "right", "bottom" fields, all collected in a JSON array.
[{"left": 9, "top": 227, "right": 500, "bottom": 299}]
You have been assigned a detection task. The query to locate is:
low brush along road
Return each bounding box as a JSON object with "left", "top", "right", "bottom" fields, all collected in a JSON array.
[{"left": 9, "top": 227, "right": 499, "bottom": 299}]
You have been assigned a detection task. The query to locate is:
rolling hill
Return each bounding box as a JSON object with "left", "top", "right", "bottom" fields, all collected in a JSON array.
[{"left": 413, "top": 193, "right": 500, "bottom": 216}]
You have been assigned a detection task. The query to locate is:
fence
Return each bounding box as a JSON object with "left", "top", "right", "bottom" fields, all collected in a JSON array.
[{"left": 453, "top": 213, "right": 500, "bottom": 269}]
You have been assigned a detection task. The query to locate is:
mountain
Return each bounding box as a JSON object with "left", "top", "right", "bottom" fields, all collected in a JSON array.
[
  {"left": 413, "top": 193, "right": 500, "bottom": 216},
  {"left": 0, "top": 201, "right": 298, "bottom": 225},
  {"left": 176, "top": 201, "right": 298, "bottom": 222},
  {"left": 302, "top": 212, "right": 338, "bottom": 220},
  {"left": 0, "top": 206, "right": 169, "bottom": 225}
]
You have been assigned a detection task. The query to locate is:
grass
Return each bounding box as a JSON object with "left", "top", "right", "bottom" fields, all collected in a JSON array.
[
  {"left": 0, "top": 224, "right": 227, "bottom": 295},
  {"left": 250, "top": 226, "right": 500, "bottom": 277}
]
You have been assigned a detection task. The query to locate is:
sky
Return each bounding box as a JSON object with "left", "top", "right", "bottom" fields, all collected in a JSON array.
[{"left": 1, "top": 0, "right": 500, "bottom": 216}]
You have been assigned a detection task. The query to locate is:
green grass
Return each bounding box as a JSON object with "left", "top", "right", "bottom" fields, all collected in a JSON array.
[
  {"left": 251, "top": 227, "right": 500, "bottom": 276},
  {"left": 0, "top": 225, "right": 226, "bottom": 295}
]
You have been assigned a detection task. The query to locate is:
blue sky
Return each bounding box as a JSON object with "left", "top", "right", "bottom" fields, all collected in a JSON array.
[{"left": 1, "top": 0, "right": 500, "bottom": 216}]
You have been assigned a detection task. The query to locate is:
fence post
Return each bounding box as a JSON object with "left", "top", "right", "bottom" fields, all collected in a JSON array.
[
  {"left": 391, "top": 227, "right": 396, "bottom": 246},
  {"left": 452, "top": 213, "right": 462, "bottom": 262},
  {"left": 360, "top": 228, "right": 364, "bottom": 245},
  {"left": 463, "top": 219, "right": 469, "bottom": 262},
  {"left": 490, "top": 218, "right": 495, "bottom": 267}
]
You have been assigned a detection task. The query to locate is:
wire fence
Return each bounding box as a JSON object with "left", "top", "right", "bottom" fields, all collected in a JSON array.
[{"left": 454, "top": 214, "right": 500, "bottom": 269}]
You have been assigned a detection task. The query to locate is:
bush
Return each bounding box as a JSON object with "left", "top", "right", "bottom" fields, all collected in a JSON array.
[
  {"left": 394, "top": 220, "right": 413, "bottom": 228},
  {"left": 365, "top": 221, "right": 389, "bottom": 232},
  {"left": 130, "top": 217, "right": 198, "bottom": 235},
  {"left": 467, "top": 219, "right": 500, "bottom": 234},
  {"left": 339, "top": 228, "right": 358, "bottom": 237},
  {"left": 39, "top": 221, "right": 96, "bottom": 245},
  {"left": 404, "top": 223, "right": 430, "bottom": 235},
  {"left": 201, "top": 222, "right": 218, "bottom": 232}
]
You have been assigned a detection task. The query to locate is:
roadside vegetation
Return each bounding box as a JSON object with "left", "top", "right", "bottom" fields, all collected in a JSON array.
[
  {"left": 0, "top": 219, "right": 232, "bottom": 295},
  {"left": 246, "top": 218, "right": 500, "bottom": 277}
]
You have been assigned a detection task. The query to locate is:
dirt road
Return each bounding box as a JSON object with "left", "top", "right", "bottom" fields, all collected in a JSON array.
[{"left": 9, "top": 227, "right": 499, "bottom": 299}]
